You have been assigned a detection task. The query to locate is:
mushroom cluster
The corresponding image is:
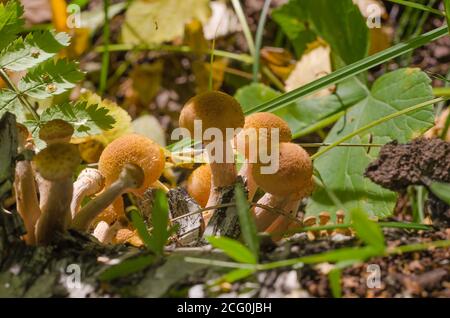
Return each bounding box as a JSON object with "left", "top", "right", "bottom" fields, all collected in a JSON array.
[{"left": 13, "top": 120, "right": 166, "bottom": 246}]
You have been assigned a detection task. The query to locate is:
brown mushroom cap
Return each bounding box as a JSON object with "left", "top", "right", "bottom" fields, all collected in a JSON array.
[
  {"left": 252, "top": 142, "right": 313, "bottom": 197},
  {"left": 39, "top": 119, "right": 74, "bottom": 144},
  {"left": 98, "top": 134, "right": 165, "bottom": 193},
  {"left": 236, "top": 112, "right": 292, "bottom": 159},
  {"left": 34, "top": 143, "right": 81, "bottom": 180},
  {"left": 179, "top": 91, "right": 244, "bottom": 141},
  {"left": 186, "top": 164, "right": 212, "bottom": 208}
]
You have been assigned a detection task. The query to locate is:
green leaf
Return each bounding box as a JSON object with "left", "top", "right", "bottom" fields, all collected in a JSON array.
[
  {"left": 272, "top": 0, "right": 369, "bottom": 64},
  {"left": 235, "top": 83, "right": 281, "bottom": 113},
  {"left": 147, "top": 189, "right": 170, "bottom": 256},
  {"left": 129, "top": 208, "right": 153, "bottom": 249},
  {"left": 426, "top": 180, "right": 450, "bottom": 205},
  {"left": 328, "top": 268, "right": 342, "bottom": 298},
  {"left": 0, "top": 31, "right": 70, "bottom": 71},
  {"left": 0, "top": 89, "right": 21, "bottom": 118},
  {"left": 207, "top": 236, "right": 257, "bottom": 264},
  {"left": 235, "top": 183, "right": 259, "bottom": 261},
  {"left": 18, "top": 59, "right": 84, "bottom": 99},
  {"left": 218, "top": 268, "right": 256, "bottom": 284},
  {"left": 39, "top": 101, "right": 116, "bottom": 136},
  {"left": 350, "top": 208, "right": 385, "bottom": 251},
  {"left": 307, "top": 68, "right": 434, "bottom": 218},
  {"left": 98, "top": 254, "right": 155, "bottom": 281},
  {"left": 0, "top": 0, "right": 24, "bottom": 52}
]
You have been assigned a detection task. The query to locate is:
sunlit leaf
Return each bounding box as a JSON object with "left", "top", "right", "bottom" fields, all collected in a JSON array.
[
  {"left": 0, "top": 0, "right": 24, "bottom": 52},
  {"left": 350, "top": 208, "right": 385, "bottom": 251},
  {"left": 306, "top": 68, "right": 434, "bottom": 218},
  {"left": 207, "top": 236, "right": 257, "bottom": 264}
]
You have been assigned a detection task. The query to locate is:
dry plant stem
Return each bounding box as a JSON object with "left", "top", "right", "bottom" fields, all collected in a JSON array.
[
  {"left": 36, "top": 178, "right": 73, "bottom": 245},
  {"left": 72, "top": 164, "right": 144, "bottom": 231},
  {"left": 71, "top": 168, "right": 105, "bottom": 218},
  {"left": 15, "top": 160, "right": 40, "bottom": 245},
  {"left": 254, "top": 193, "right": 301, "bottom": 232}
]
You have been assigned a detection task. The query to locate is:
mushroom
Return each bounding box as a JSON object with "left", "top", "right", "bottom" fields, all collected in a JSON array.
[
  {"left": 235, "top": 112, "right": 292, "bottom": 200},
  {"left": 34, "top": 143, "right": 81, "bottom": 245},
  {"left": 186, "top": 164, "right": 212, "bottom": 208},
  {"left": 14, "top": 124, "right": 40, "bottom": 245},
  {"left": 252, "top": 142, "right": 314, "bottom": 232},
  {"left": 39, "top": 119, "right": 74, "bottom": 145},
  {"left": 179, "top": 91, "right": 244, "bottom": 209},
  {"left": 71, "top": 134, "right": 165, "bottom": 230},
  {"left": 70, "top": 168, "right": 105, "bottom": 218}
]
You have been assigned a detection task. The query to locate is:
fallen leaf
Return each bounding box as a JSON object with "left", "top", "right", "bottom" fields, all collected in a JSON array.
[
  {"left": 122, "top": 0, "right": 211, "bottom": 46},
  {"left": 130, "top": 61, "right": 164, "bottom": 105},
  {"left": 203, "top": 1, "right": 240, "bottom": 40},
  {"left": 132, "top": 114, "right": 166, "bottom": 146},
  {"left": 285, "top": 42, "right": 334, "bottom": 98}
]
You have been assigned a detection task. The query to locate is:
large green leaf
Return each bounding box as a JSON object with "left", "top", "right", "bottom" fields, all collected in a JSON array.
[
  {"left": 0, "top": 0, "right": 24, "bottom": 52},
  {"left": 18, "top": 59, "right": 84, "bottom": 99},
  {"left": 272, "top": 0, "right": 368, "bottom": 64},
  {"left": 0, "top": 31, "right": 70, "bottom": 71},
  {"left": 306, "top": 68, "right": 435, "bottom": 218},
  {"left": 0, "top": 89, "right": 21, "bottom": 119}
]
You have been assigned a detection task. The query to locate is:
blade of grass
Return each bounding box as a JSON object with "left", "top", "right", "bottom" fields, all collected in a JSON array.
[
  {"left": 445, "top": 0, "right": 450, "bottom": 34},
  {"left": 245, "top": 25, "right": 448, "bottom": 114},
  {"left": 99, "top": 0, "right": 110, "bottom": 95},
  {"left": 385, "top": 0, "right": 444, "bottom": 16},
  {"left": 310, "top": 97, "right": 444, "bottom": 160},
  {"left": 231, "top": 0, "right": 256, "bottom": 56},
  {"left": 253, "top": 0, "right": 271, "bottom": 82}
]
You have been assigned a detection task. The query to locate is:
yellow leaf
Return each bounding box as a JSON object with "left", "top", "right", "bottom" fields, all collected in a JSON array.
[
  {"left": 285, "top": 43, "right": 334, "bottom": 98},
  {"left": 122, "top": 0, "right": 211, "bottom": 45}
]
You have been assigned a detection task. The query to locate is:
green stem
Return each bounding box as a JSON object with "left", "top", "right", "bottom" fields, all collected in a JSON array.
[
  {"left": 0, "top": 68, "right": 39, "bottom": 121},
  {"left": 293, "top": 111, "right": 345, "bottom": 138},
  {"left": 310, "top": 97, "right": 444, "bottom": 160},
  {"left": 231, "top": 0, "right": 256, "bottom": 56},
  {"left": 253, "top": 0, "right": 271, "bottom": 82},
  {"left": 99, "top": 0, "right": 110, "bottom": 95}
]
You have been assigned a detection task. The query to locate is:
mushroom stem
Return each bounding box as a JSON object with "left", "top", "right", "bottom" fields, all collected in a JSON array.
[
  {"left": 254, "top": 192, "right": 302, "bottom": 232},
  {"left": 206, "top": 157, "right": 237, "bottom": 208},
  {"left": 15, "top": 159, "right": 40, "bottom": 245},
  {"left": 71, "top": 163, "right": 144, "bottom": 231},
  {"left": 70, "top": 168, "right": 105, "bottom": 218},
  {"left": 36, "top": 178, "right": 73, "bottom": 245},
  {"left": 238, "top": 162, "right": 257, "bottom": 201}
]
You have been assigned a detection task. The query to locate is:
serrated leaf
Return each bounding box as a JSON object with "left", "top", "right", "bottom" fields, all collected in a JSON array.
[
  {"left": 350, "top": 208, "right": 385, "bottom": 251},
  {"left": 0, "top": 0, "right": 24, "bottom": 52},
  {"left": 306, "top": 68, "right": 434, "bottom": 218},
  {"left": 147, "top": 190, "right": 170, "bottom": 256},
  {"left": 272, "top": 0, "right": 368, "bottom": 64},
  {"left": 235, "top": 183, "right": 259, "bottom": 261},
  {"left": 72, "top": 92, "right": 132, "bottom": 145},
  {"left": 0, "top": 31, "right": 70, "bottom": 71},
  {"left": 122, "top": 0, "right": 210, "bottom": 46},
  {"left": 18, "top": 59, "right": 84, "bottom": 99},
  {"left": 40, "top": 101, "right": 115, "bottom": 136},
  {"left": 207, "top": 236, "right": 257, "bottom": 264},
  {"left": 0, "top": 89, "right": 19, "bottom": 118}
]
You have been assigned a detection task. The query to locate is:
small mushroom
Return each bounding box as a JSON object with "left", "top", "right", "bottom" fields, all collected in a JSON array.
[
  {"left": 235, "top": 112, "right": 292, "bottom": 200},
  {"left": 252, "top": 142, "right": 314, "bottom": 232},
  {"left": 71, "top": 134, "right": 165, "bottom": 230},
  {"left": 179, "top": 91, "right": 244, "bottom": 210},
  {"left": 39, "top": 119, "right": 74, "bottom": 145},
  {"left": 70, "top": 168, "right": 105, "bottom": 218},
  {"left": 34, "top": 143, "right": 81, "bottom": 245},
  {"left": 14, "top": 124, "right": 40, "bottom": 245},
  {"left": 303, "top": 215, "right": 318, "bottom": 241},
  {"left": 186, "top": 164, "right": 211, "bottom": 208}
]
